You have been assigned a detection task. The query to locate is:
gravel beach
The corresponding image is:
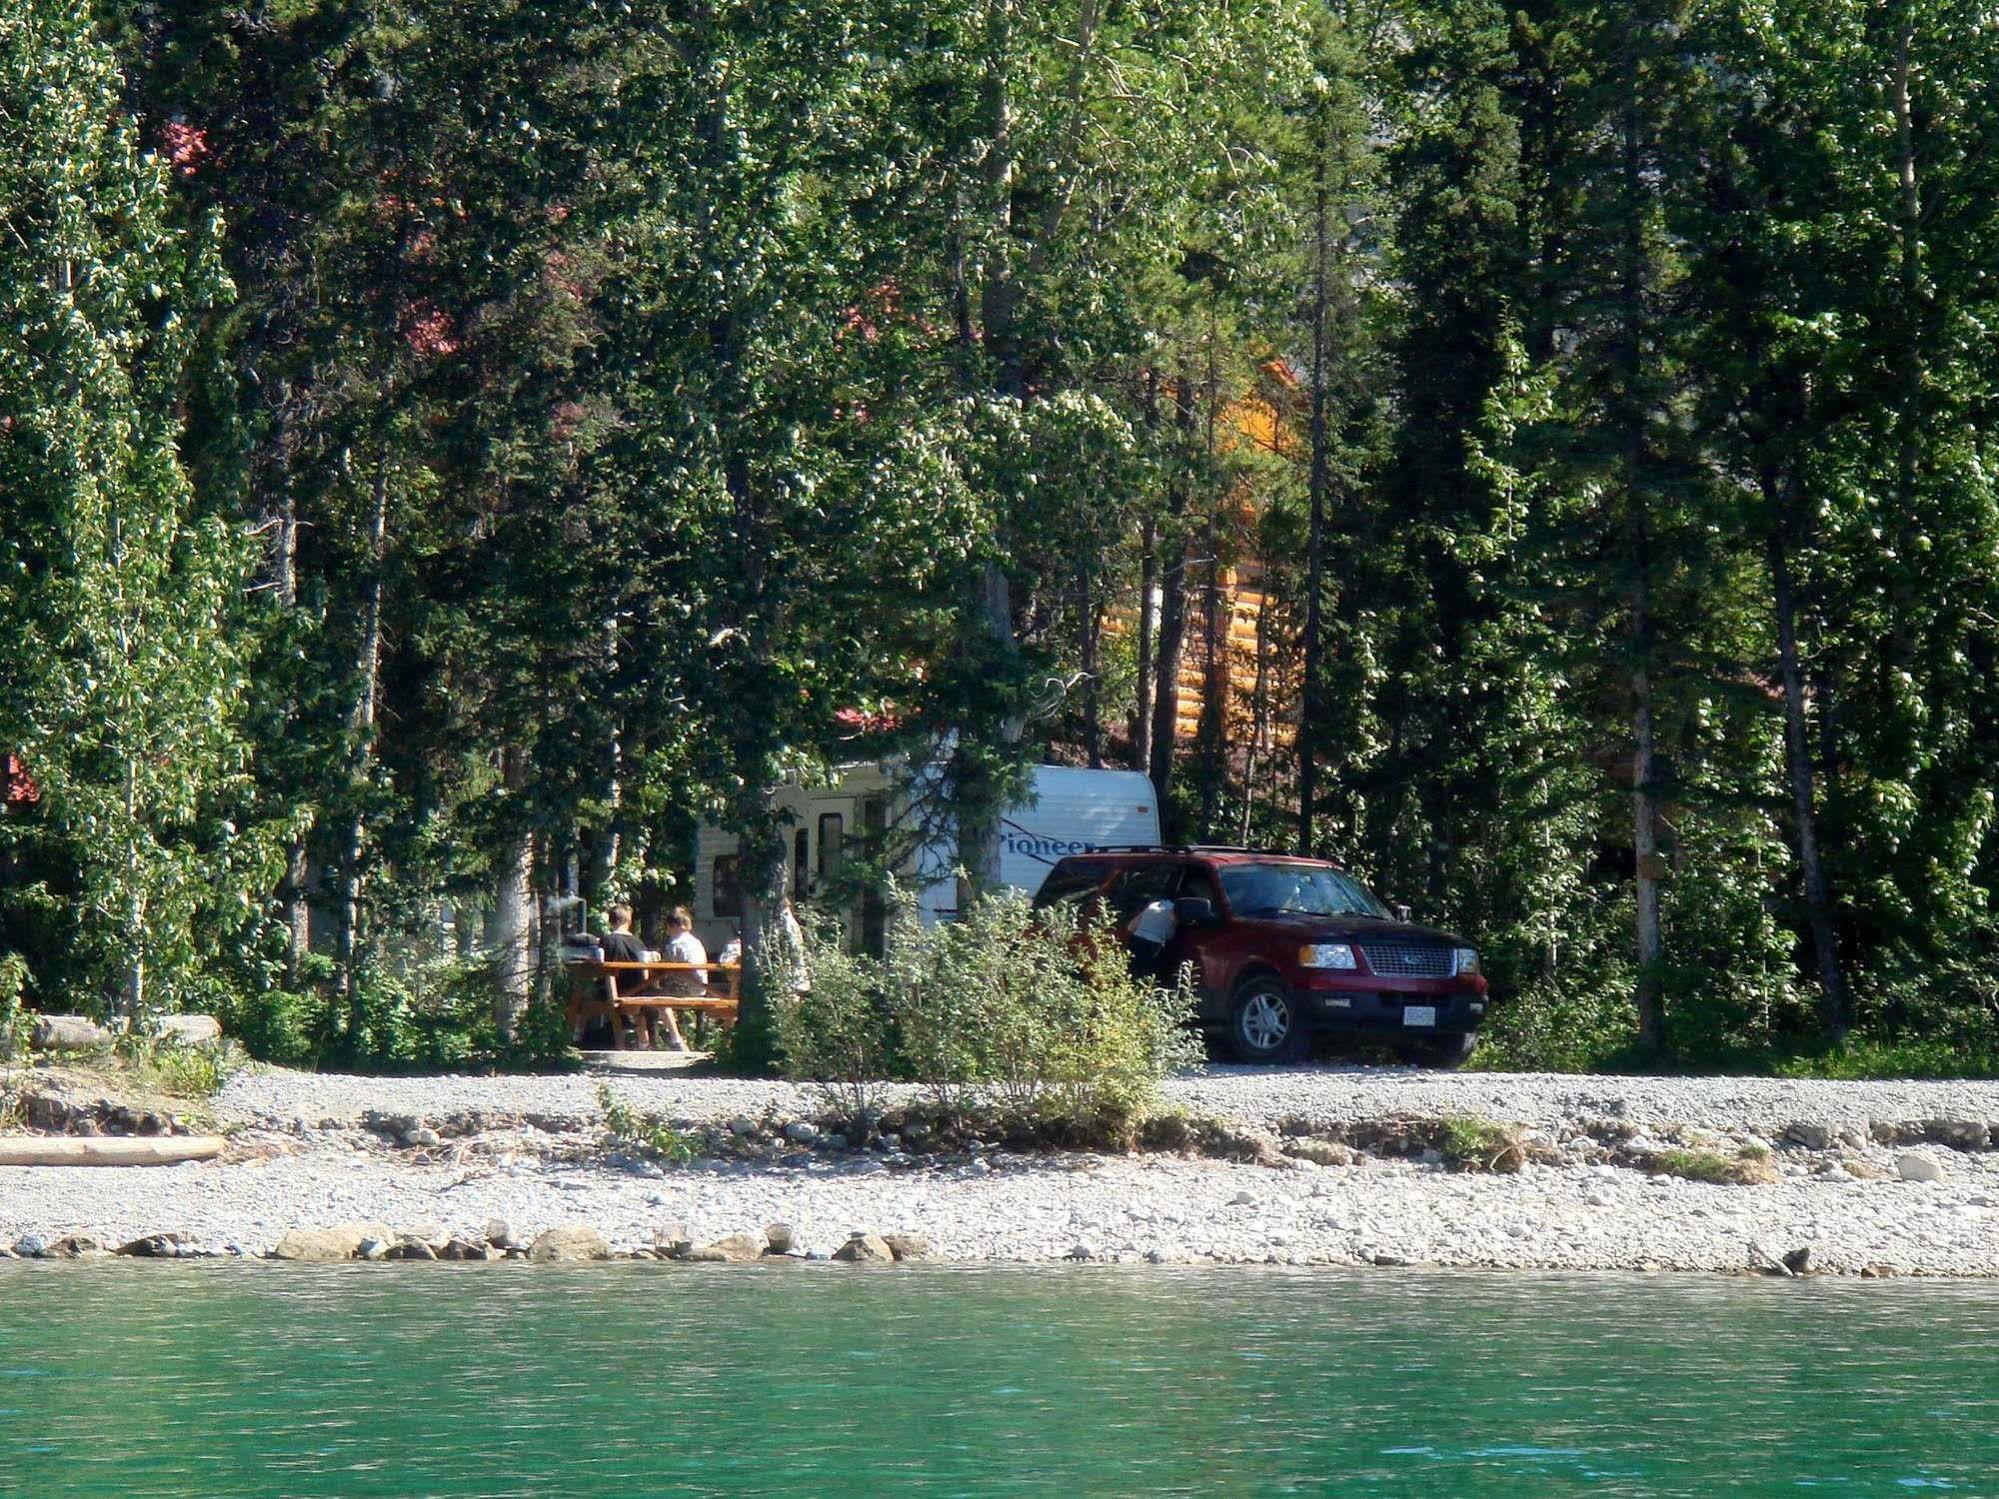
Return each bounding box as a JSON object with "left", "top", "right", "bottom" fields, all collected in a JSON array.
[{"left": 7, "top": 1064, "right": 1999, "bottom": 1275}]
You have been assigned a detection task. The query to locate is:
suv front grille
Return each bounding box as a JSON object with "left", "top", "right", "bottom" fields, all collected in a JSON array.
[{"left": 1357, "top": 941, "right": 1453, "bottom": 978}]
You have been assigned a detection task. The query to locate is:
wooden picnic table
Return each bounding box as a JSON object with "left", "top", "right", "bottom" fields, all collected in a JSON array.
[{"left": 564, "top": 959, "right": 742, "bottom": 1050}]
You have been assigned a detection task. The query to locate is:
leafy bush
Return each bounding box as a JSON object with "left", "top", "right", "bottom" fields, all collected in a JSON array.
[
  {"left": 1646, "top": 1146, "right": 1777, "bottom": 1186},
  {"left": 770, "top": 936, "right": 900, "bottom": 1126},
  {"left": 773, "top": 888, "right": 1199, "bottom": 1144},
  {"left": 218, "top": 986, "right": 321, "bottom": 1068},
  {"left": 1471, "top": 970, "right": 1637, "bottom": 1073},
  {"left": 0, "top": 954, "right": 27, "bottom": 1065},
  {"left": 1436, "top": 1114, "right": 1526, "bottom": 1172},
  {"left": 597, "top": 1084, "right": 695, "bottom": 1163},
  {"left": 112, "top": 1030, "right": 233, "bottom": 1100}
]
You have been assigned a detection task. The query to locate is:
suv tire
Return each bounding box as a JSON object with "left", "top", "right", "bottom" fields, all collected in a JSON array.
[{"left": 1228, "top": 975, "right": 1304, "bottom": 1064}]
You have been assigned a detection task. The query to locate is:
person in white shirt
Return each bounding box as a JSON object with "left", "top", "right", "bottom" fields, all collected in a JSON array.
[
  {"left": 643, "top": 906, "right": 707, "bottom": 1052},
  {"left": 1123, "top": 897, "right": 1179, "bottom": 982}
]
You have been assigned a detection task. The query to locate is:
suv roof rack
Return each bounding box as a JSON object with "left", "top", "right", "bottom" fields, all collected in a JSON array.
[{"left": 1085, "top": 844, "right": 1274, "bottom": 855}]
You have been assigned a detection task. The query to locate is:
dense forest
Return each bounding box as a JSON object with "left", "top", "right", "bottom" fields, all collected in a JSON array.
[{"left": 3, "top": 0, "right": 1996, "bottom": 1074}]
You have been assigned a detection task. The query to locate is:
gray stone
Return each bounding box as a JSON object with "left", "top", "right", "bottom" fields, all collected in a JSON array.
[
  {"left": 1065, "top": 1242, "right": 1097, "bottom": 1261},
  {"left": 402, "top": 1127, "right": 442, "bottom": 1148},
  {"left": 728, "top": 1116, "right": 757, "bottom": 1136},
  {"left": 1782, "top": 1247, "right": 1813, "bottom": 1276},
  {"left": 150, "top": 1014, "right": 222, "bottom": 1047},
  {"left": 1283, "top": 1140, "right": 1355, "bottom": 1167},
  {"left": 1897, "top": 1150, "right": 1948, "bottom": 1184},
  {"left": 440, "top": 1238, "right": 494, "bottom": 1261},
  {"left": 484, "top": 1218, "right": 515, "bottom": 1249},
  {"left": 11, "top": 1234, "right": 50, "bottom": 1259},
  {"left": 784, "top": 1120, "right": 820, "bottom": 1145},
  {"left": 763, "top": 1222, "right": 796, "bottom": 1256},
  {"left": 116, "top": 1233, "right": 189, "bottom": 1259},
  {"left": 529, "top": 1225, "right": 611, "bottom": 1263},
  {"left": 357, "top": 1236, "right": 390, "bottom": 1261},
  {"left": 831, "top": 1232, "right": 895, "bottom": 1264},
  {"left": 1229, "top": 1190, "right": 1258, "bottom": 1207},
  {"left": 386, "top": 1237, "right": 438, "bottom": 1261},
  {"left": 1784, "top": 1122, "right": 1832, "bottom": 1151},
  {"left": 272, "top": 1222, "right": 394, "bottom": 1262},
  {"left": 31, "top": 1015, "right": 112, "bottom": 1051},
  {"left": 681, "top": 1246, "right": 731, "bottom": 1262},
  {"left": 882, "top": 1232, "right": 930, "bottom": 1262},
  {"left": 1926, "top": 1119, "right": 1991, "bottom": 1151}
]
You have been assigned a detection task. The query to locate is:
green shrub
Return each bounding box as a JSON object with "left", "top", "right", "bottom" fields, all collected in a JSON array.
[
  {"left": 0, "top": 954, "right": 27, "bottom": 1065},
  {"left": 1647, "top": 1146, "right": 1777, "bottom": 1186},
  {"left": 219, "top": 987, "right": 320, "bottom": 1068},
  {"left": 112, "top": 1030, "right": 233, "bottom": 1100},
  {"left": 770, "top": 935, "right": 900, "bottom": 1126},
  {"left": 1436, "top": 1114, "right": 1526, "bottom": 1172},
  {"left": 597, "top": 1084, "right": 695, "bottom": 1163},
  {"left": 774, "top": 888, "right": 1199, "bottom": 1143}
]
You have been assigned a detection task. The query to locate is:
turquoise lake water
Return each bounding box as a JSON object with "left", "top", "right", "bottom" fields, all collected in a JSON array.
[{"left": 1, "top": 1263, "right": 1995, "bottom": 1496}]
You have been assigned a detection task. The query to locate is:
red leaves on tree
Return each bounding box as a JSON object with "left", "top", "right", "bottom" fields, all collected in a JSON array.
[
  {"left": 1, "top": 752, "right": 39, "bottom": 808},
  {"left": 159, "top": 121, "right": 210, "bottom": 178}
]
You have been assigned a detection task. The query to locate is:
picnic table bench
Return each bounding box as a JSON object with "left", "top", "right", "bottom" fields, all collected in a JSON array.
[{"left": 563, "top": 959, "right": 741, "bottom": 1050}]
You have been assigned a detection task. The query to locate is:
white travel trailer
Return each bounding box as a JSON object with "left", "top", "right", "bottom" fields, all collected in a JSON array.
[{"left": 691, "top": 763, "right": 1161, "bottom": 955}]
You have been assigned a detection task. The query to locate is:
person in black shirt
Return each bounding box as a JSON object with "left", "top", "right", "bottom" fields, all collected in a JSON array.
[{"left": 586, "top": 904, "right": 653, "bottom": 1048}]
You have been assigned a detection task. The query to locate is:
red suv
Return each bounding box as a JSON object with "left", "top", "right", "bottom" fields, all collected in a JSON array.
[{"left": 1034, "top": 847, "right": 1489, "bottom": 1066}]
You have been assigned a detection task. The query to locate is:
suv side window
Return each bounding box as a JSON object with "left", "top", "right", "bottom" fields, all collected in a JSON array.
[
  {"left": 1107, "top": 861, "right": 1183, "bottom": 917},
  {"left": 1181, "top": 865, "right": 1223, "bottom": 910},
  {"left": 1033, "top": 858, "right": 1114, "bottom": 909}
]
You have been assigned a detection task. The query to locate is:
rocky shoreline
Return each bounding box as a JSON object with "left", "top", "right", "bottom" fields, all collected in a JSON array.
[{"left": 5, "top": 1064, "right": 1999, "bottom": 1276}]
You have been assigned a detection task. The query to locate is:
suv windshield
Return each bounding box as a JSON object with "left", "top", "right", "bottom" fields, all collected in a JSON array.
[{"left": 1219, "top": 863, "right": 1391, "bottom": 921}]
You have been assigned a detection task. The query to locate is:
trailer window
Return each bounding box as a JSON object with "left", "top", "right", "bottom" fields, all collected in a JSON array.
[
  {"left": 817, "top": 813, "right": 844, "bottom": 881},
  {"left": 711, "top": 856, "right": 742, "bottom": 919}
]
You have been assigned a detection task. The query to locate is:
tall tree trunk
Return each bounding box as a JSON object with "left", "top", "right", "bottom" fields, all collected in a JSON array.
[
  {"left": 1631, "top": 577, "right": 1665, "bottom": 1051},
  {"left": 1892, "top": 9, "right": 1921, "bottom": 522},
  {"left": 588, "top": 615, "right": 624, "bottom": 899},
  {"left": 1196, "top": 335, "right": 1226, "bottom": 835},
  {"left": 1765, "top": 474, "right": 1848, "bottom": 1037},
  {"left": 954, "top": 0, "right": 1025, "bottom": 891},
  {"left": 1079, "top": 559, "right": 1102, "bottom": 768},
  {"left": 339, "top": 456, "right": 389, "bottom": 1039},
  {"left": 1133, "top": 370, "right": 1160, "bottom": 774},
  {"left": 1147, "top": 368, "right": 1196, "bottom": 810},
  {"left": 1298, "top": 146, "right": 1333, "bottom": 858},
  {"left": 1240, "top": 580, "right": 1272, "bottom": 845},
  {"left": 1619, "top": 63, "right": 1665, "bottom": 1052},
  {"left": 268, "top": 481, "right": 313, "bottom": 985},
  {"left": 492, "top": 746, "right": 535, "bottom": 1040}
]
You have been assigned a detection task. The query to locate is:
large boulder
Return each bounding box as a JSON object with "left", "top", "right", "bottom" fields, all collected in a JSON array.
[
  {"left": 882, "top": 1232, "right": 931, "bottom": 1262},
  {"left": 31, "top": 1015, "right": 112, "bottom": 1051},
  {"left": 151, "top": 1014, "right": 222, "bottom": 1047},
  {"left": 529, "top": 1225, "right": 611, "bottom": 1263},
  {"left": 697, "top": 1231, "right": 767, "bottom": 1263},
  {"left": 271, "top": 1222, "right": 394, "bottom": 1262},
  {"left": 831, "top": 1232, "right": 896, "bottom": 1264},
  {"left": 1897, "top": 1150, "right": 1948, "bottom": 1184}
]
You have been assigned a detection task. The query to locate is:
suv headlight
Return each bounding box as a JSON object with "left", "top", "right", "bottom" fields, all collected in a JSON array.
[
  {"left": 1454, "top": 948, "right": 1480, "bottom": 976},
  {"left": 1299, "top": 943, "right": 1357, "bottom": 970}
]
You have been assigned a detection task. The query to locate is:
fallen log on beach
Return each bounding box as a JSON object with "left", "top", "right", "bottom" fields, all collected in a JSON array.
[{"left": 0, "top": 1135, "right": 225, "bottom": 1167}]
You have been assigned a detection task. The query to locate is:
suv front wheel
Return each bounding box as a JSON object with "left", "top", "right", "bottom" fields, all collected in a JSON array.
[{"left": 1228, "top": 974, "right": 1304, "bottom": 1064}]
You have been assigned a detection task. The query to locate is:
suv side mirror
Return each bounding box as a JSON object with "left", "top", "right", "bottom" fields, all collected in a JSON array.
[
  {"left": 1175, "top": 896, "right": 1217, "bottom": 926},
  {"left": 1393, "top": 902, "right": 1413, "bottom": 924}
]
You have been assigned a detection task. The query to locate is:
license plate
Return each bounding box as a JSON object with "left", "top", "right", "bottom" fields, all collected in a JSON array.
[{"left": 1402, "top": 1006, "right": 1437, "bottom": 1028}]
